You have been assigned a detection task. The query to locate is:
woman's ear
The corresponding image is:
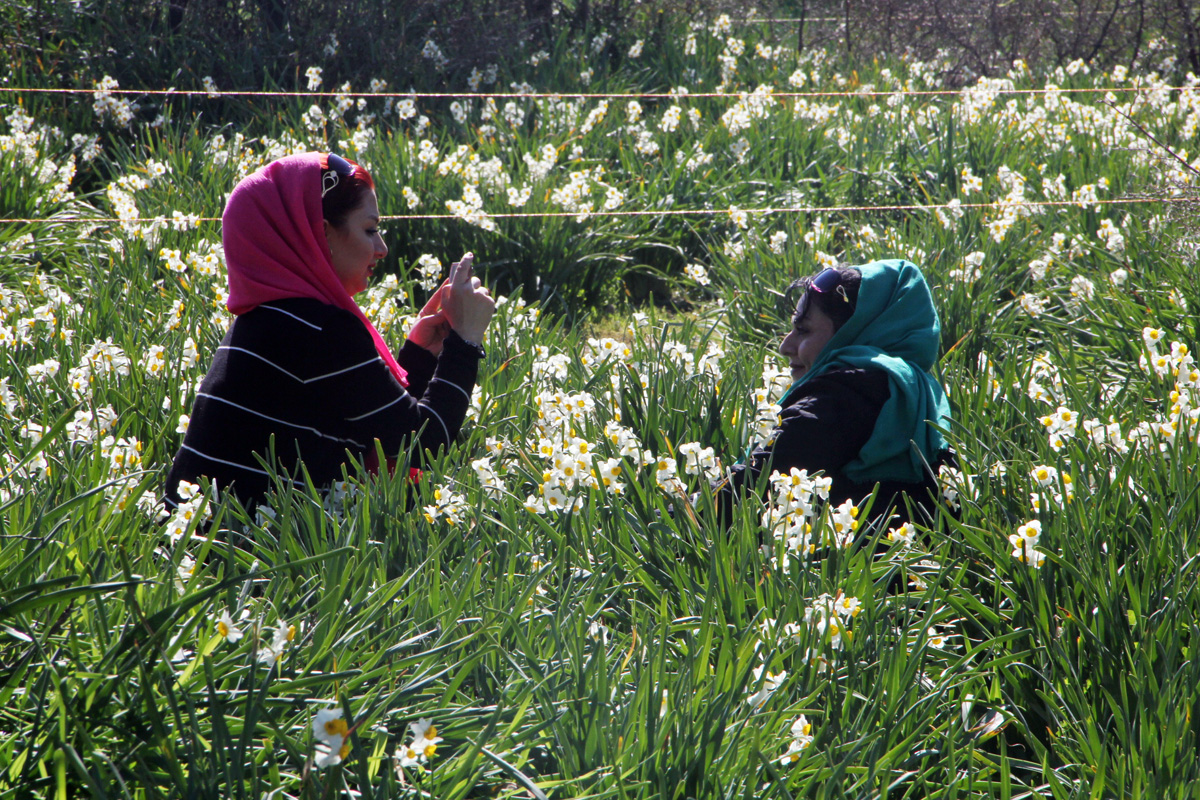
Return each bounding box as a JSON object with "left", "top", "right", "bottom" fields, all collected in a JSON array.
[{"left": 322, "top": 218, "right": 334, "bottom": 257}]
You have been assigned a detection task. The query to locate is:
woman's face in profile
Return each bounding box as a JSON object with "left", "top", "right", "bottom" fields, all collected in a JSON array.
[
  {"left": 324, "top": 190, "right": 387, "bottom": 295},
  {"left": 779, "top": 302, "right": 836, "bottom": 381}
]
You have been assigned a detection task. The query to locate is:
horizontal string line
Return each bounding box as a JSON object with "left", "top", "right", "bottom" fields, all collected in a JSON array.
[
  {"left": 740, "top": 16, "right": 1070, "bottom": 22},
  {"left": 1, "top": 84, "right": 1192, "bottom": 101},
  {"left": 0, "top": 197, "right": 1184, "bottom": 227}
]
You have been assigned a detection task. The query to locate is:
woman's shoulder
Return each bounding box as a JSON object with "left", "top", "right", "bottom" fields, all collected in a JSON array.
[
  {"left": 234, "top": 298, "right": 371, "bottom": 344},
  {"left": 239, "top": 297, "right": 359, "bottom": 329},
  {"left": 787, "top": 367, "right": 890, "bottom": 407},
  {"left": 776, "top": 368, "right": 891, "bottom": 431},
  {"left": 226, "top": 298, "right": 376, "bottom": 369}
]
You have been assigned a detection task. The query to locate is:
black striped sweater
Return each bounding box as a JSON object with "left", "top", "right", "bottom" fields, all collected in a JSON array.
[{"left": 164, "top": 298, "right": 481, "bottom": 510}]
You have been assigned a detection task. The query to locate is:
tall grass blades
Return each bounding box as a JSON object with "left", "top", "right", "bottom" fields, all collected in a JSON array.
[{"left": 2, "top": 11, "right": 1200, "bottom": 799}]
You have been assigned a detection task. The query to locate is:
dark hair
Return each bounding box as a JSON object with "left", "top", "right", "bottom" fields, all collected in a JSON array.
[
  {"left": 787, "top": 266, "right": 861, "bottom": 331},
  {"left": 321, "top": 157, "right": 376, "bottom": 228}
]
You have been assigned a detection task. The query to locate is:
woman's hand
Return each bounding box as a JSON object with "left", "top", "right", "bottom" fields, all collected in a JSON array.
[
  {"left": 441, "top": 253, "right": 495, "bottom": 344},
  {"left": 407, "top": 285, "right": 450, "bottom": 356}
]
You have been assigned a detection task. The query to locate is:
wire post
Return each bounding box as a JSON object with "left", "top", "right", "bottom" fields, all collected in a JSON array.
[{"left": 797, "top": 0, "right": 806, "bottom": 54}]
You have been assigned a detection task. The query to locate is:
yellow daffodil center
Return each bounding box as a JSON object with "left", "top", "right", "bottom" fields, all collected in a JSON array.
[{"left": 325, "top": 718, "right": 349, "bottom": 737}]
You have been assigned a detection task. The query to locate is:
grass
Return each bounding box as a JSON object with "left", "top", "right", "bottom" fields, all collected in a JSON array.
[{"left": 2, "top": 13, "right": 1200, "bottom": 799}]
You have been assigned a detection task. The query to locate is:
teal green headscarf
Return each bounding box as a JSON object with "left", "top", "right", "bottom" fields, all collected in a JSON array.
[{"left": 780, "top": 259, "right": 951, "bottom": 485}]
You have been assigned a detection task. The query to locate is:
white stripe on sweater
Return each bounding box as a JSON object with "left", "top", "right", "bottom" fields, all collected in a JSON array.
[
  {"left": 429, "top": 377, "right": 472, "bottom": 402},
  {"left": 260, "top": 303, "right": 324, "bottom": 330},
  {"left": 179, "top": 443, "right": 305, "bottom": 485},
  {"left": 345, "top": 393, "right": 404, "bottom": 422},
  {"left": 196, "top": 392, "right": 366, "bottom": 448},
  {"left": 417, "top": 402, "right": 450, "bottom": 442},
  {"left": 218, "top": 346, "right": 381, "bottom": 383}
]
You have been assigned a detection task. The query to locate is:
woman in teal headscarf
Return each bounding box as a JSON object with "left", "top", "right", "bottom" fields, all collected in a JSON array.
[{"left": 715, "top": 259, "right": 953, "bottom": 521}]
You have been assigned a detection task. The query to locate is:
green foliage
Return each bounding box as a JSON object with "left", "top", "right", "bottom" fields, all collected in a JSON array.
[{"left": 3, "top": 13, "right": 1200, "bottom": 800}]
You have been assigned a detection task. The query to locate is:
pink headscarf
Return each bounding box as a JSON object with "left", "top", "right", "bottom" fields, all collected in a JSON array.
[{"left": 223, "top": 152, "right": 407, "bottom": 387}]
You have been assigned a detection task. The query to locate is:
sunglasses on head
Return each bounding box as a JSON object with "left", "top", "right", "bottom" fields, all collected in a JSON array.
[
  {"left": 321, "top": 153, "right": 355, "bottom": 198},
  {"left": 808, "top": 267, "right": 841, "bottom": 294}
]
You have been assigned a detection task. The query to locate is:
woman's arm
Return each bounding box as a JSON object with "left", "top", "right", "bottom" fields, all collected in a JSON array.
[
  {"left": 397, "top": 340, "right": 437, "bottom": 397},
  {"left": 324, "top": 313, "right": 482, "bottom": 463},
  {"left": 399, "top": 253, "right": 494, "bottom": 393},
  {"left": 325, "top": 254, "right": 493, "bottom": 463}
]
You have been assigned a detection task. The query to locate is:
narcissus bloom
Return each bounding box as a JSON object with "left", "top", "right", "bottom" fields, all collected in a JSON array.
[
  {"left": 397, "top": 718, "right": 443, "bottom": 769},
  {"left": 313, "top": 707, "right": 351, "bottom": 767},
  {"left": 746, "top": 665, "right": 786, "bottom": 711},
  {"left": 780, "top": 715, "right": 814, "bottom": 764},
  {"left": 1009, "top": 520, "right": 1046, "bottom": 568},
  {"left": 314, "top": 707, "right": 348, "bottom": 743},
  {"left": 216, "top": 610, "right": 243, "bottom": 643}
]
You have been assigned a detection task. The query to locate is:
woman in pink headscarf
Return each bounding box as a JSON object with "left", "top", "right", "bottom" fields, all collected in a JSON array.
[{"left": 164, "top": 152, "right": 495, "bottom": 511}]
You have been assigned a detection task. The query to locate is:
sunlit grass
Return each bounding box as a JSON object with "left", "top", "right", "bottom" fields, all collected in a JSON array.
[{"left": 2, "top": 15, "right": 1200, "bottom": 799}]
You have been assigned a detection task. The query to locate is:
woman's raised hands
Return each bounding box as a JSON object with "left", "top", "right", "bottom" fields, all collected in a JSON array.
[
  {"left": 440, "top": 253, "right": 495, "bottom": 345},
  {"left": 406, "top": 283, "right": 451, "bottom": 356}
]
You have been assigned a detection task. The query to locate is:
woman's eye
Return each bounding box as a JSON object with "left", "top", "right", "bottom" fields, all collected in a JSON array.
[{"left": 366, "top": 228, "right": 378, "bottom": 236}]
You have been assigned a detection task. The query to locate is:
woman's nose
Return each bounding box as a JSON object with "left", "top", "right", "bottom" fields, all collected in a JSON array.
[
  {"left": 779, "top": 331, "right": 795, "bottom": 356},
  {"left": 376, "top": 236, "right": 388, "bottom": 258}
]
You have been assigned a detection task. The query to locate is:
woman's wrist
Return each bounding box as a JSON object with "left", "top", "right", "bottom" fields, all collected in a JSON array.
[
  {"left": 450, "top": 325, "right": 486, "bottom": 347},
  {"left": 414, "top": 339, "right": 443, "bottom": 357},
  {"left": 407, "top": 329, "right": 440, "bottom": 353},
  {"left": 446, "top": 329, "right": 485, "bottom": 356},
  {"left": 399, "top": 338, "right": 439, "bottom": 368}
]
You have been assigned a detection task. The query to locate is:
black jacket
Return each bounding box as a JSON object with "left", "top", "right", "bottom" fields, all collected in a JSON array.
[
  {"left": 715, "top": 367, "right": 945, "bottom": 523},
  {"left": 164, "top": 298, "right": 481, "bottom": 511}
]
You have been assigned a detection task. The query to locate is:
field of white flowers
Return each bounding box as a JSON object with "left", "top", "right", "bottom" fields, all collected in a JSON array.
[{"left": 3, "top": 13, "right": 1200, "bottom": 799}]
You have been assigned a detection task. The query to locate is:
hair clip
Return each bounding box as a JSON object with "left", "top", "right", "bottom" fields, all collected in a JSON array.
[
  {"left": 321, "top": 170, "right": 339, "bottom": 198},
  {"left": 321, "top": 154, "right": 355, "bottom": 199}
]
